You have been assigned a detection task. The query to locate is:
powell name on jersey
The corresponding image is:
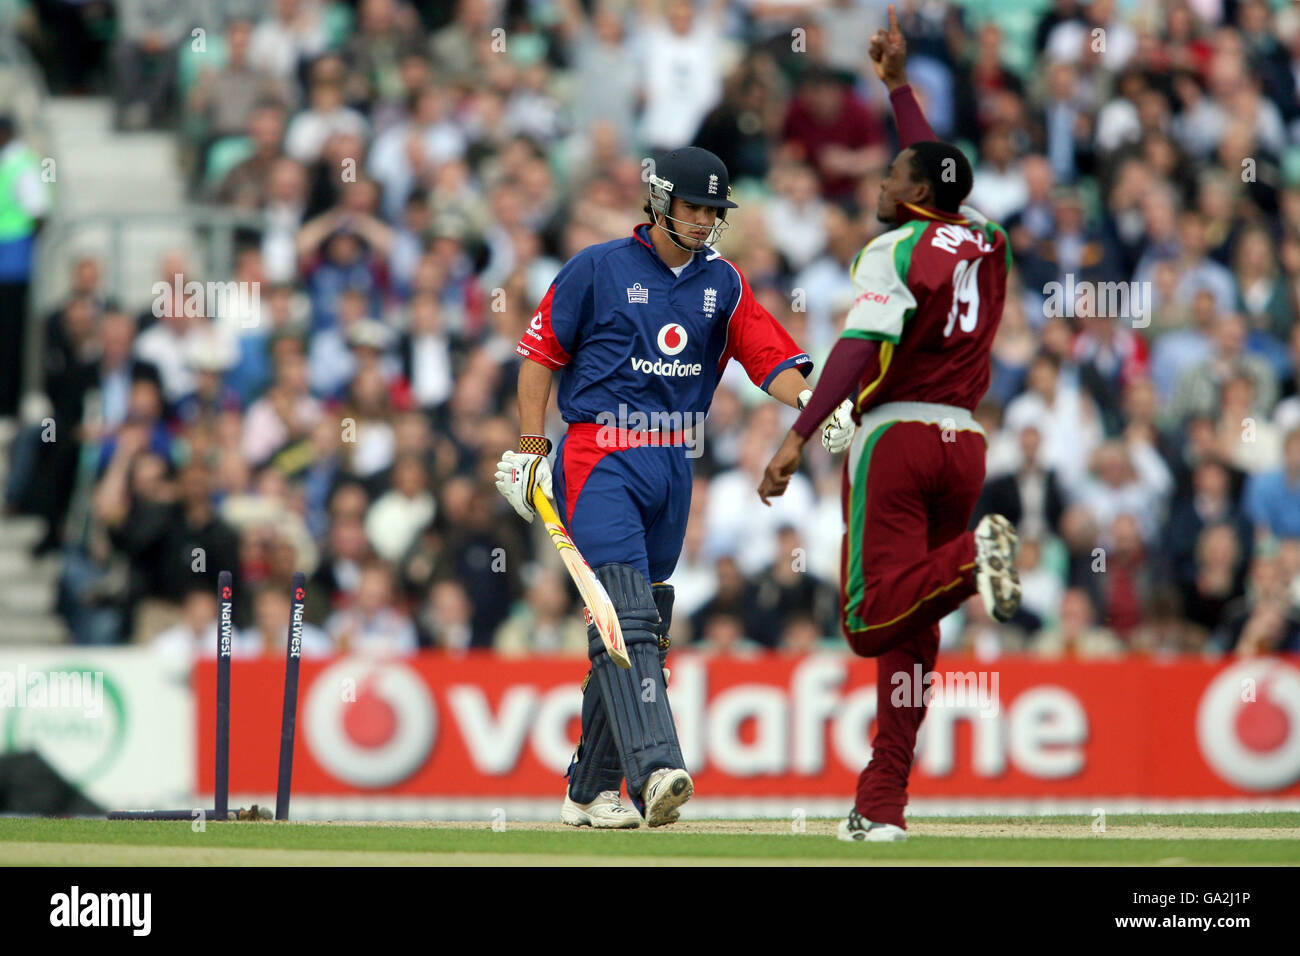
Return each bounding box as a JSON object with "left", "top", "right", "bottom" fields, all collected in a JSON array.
[
  {"left": 517, "top": 224, "right": 811, "bottom": 423},
  {"left": 841, "top": 204, "right": 1012, "bottom": 415}
]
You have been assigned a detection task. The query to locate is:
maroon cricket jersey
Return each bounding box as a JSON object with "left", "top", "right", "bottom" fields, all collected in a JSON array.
[{"left": 842, "top": 202, "right": 1011, "bottom": 416}]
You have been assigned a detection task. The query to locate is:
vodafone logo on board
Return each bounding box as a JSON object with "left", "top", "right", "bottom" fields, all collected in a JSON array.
[
  {"left": 1197, "top": 659, "right": 1300, "bottom": 791},
  {"left": 305, "top": 659, "right": 437, "bottom": 788}
]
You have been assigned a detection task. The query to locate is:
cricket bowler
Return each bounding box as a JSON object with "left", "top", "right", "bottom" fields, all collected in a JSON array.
[
  {"left": 758, "top": 7, "right": 1022, "bottom": 842},
  {"left": 495, "top": 146, "right": 855, "bottom": 827}
]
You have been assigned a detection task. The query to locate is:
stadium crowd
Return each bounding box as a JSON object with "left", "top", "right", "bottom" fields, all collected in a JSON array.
[{"left": 9, "top": 0, "right": 1300, "bottom": 659}]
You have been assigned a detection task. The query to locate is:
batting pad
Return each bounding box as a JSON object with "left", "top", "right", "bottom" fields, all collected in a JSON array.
[
  {"left": 587, "top": 564, "right": 685, "bottom": 796},
  {"left": 566, "top": 656, "right": 624, "bottom": 804}
]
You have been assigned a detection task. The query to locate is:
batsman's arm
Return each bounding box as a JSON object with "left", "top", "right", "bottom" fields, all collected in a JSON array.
[
  {"left": 517, "top": 358, "right": 553, "bottom": 441},
  {"left": 767, "top": 366, "right": 813, "bottom": 410}
]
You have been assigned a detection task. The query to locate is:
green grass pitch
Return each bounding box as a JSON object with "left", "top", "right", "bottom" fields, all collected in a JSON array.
[{"left": 1, "top": 814, "right": 1297, "bottom": 866}]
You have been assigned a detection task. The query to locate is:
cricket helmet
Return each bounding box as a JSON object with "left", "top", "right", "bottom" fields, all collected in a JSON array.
[{"left": 647, "top": 146, "right": 738, "bottom": 250}]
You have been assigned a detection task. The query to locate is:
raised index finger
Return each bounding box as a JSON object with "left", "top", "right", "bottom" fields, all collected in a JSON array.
[{"left": 888, "top": 3, "right": 899, "bottom": 36}]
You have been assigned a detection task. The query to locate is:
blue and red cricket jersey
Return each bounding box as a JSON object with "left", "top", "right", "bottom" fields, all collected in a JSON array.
[{"left": 517, "top": 223, "right": 812, "bottom": 582}]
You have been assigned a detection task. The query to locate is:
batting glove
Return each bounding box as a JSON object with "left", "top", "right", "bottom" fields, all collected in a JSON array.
[
  {"left": 494, "top": 448, "right": 554, "bottom": 523},
  {"left": 821, "top": 400, "right": 856, "bottom": 454}
]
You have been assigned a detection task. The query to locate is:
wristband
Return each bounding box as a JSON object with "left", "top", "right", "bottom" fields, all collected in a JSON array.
[{"left": 519, "top": 434, "right": 552, "bottom": 456}]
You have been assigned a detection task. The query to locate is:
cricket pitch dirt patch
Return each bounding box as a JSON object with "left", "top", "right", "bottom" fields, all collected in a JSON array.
[{"left": 297, "top": 819, "right": 1298, "bottom": 840}]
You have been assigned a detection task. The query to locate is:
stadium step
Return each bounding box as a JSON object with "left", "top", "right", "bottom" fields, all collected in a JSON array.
[{"left": 35, "top": 96, "right": 192, "bottom": 321}]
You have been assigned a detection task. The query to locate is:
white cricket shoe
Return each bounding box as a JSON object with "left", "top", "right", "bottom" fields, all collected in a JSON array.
[
  {"left": 837, "top": 809, "right": 908, "bottom": 842},
  {"left": 974, "top": 514, "right": 1021, "bottom": 623},
  {"left": 641, "top": 768, "right": 693, "bottom": 828},
  {"left": 561, "top": 789, "right": 640, "bottom": 829}
]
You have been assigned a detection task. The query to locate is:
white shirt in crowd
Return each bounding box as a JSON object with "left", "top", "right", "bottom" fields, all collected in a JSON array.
[
  {"left": 409, "top": 333, "right": 454, "bottom": 409},
  {"left": 1003, "top": 383, "right": 1101, "bottom": 493},
  {"left": 284, "top": 106, "right": 369, "bottom": 164},
  {"left": 706, "top": 467, "right": 815, "bottom": 576},
  {"left": 135, "top": 322, "right": 205, "bottom": 404},
  {"left": 366, "top": 490, "right": 436, "bottom": 564},
  {"left": 638, "top": 13, "right": 723, "bottom": 150}
]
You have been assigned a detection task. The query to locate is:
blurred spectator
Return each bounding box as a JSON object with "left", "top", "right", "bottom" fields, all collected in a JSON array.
[
  {"left": 556, "top": 0, "right": 640, "bottom": 150},
  {"left": 780, "top": 67, "right": 885, "bottom": 202},
  {"left": 1014, "top": 537, "right": 1064, "bottom": 633},
  {"left": 112, "top": 0, "right": 189, "bottom": 129},
  {"left": 365, "top": 453, "right": 435, "bottom": 563},
  {"left": 1073, "top": 438, "right": 1172, "bottom": 546},
  {"left": 690, "top": 555, "right": 750, "bottom": 645},
  {"left": 744, "top": 525, "right": 838, "bottom": 648},
  {"left": 1031, "top": 588, "right": 1125, "bottom": 658},
  {"left": 242, "top": 342, "right": 322, "bottom": 466},
  {"left": 418, "top": 578, "right": 474, "bottom": 651},
  {"left": 248, "top": 0, "right": 331, "bottom": 92},
  {"left": 707, "top": 425, "right": 814, "bottom": 576},
  {"left": 694, "top": 611, "right": 763, "bottom": 656},
  {"left": 1096, "top": 513, "right": 1151, "bottom": 642},
  {"left": 152, "top": 586, "right": 219, "bottom": 661},
  {"left": 241, "top": 584, "right": 333, "bottom": 657},
  {"left": 432, "top": 479, "right": 525, "bottom": 647},
  {"left": 1180, "top": 522, "right": 1248, "bottom": 634},
  {"left": 368, "top": 85, "right": 466, "bottom": 222},
  {"left": 1165, "top": 459, "right": 1253, "bottom": 591},
  {"left": 1004, "top": 351, "right": 1102, "bottom": 493},
  {"left": 284, "top": 55, "right": 369, "bottom": 164},
  {"left": 188, "top": 17, "right": 290, "bottom": 154},
  {"left": 214, "top": 102, "right": 289, "bottom": 207},
  {"left": 763, "top": 163, "right": 827, "bottom": 273},
  {"left": 1243, "top": 428, "right": 1300, "bottom": 539},
  {"left": 1169, "top": 314, "right": 1278, "bottom": 431},
  {"left": 638, "top": 0, "right": 726, "bottom": 153},
  {"left": 494, "top": 568, "right": 587, "bottom": 656},
  {"left": 1149, "top": 287, "right": 1216, "bottom": 404},
  {"left": 324, "top": 560, "right": 417, "bottom": 655},
  {"left": 1215, "top": 547, "right": 1300, "bottom": 655},
  {"left": 693, "top": 61, "right": 778, "bottom": 184},
  {"left": 968, "top": 126, "right": 1027, "bottom": 225},
  {"left": 973, "top": 423, "right": 1065, "bottom": 542}
]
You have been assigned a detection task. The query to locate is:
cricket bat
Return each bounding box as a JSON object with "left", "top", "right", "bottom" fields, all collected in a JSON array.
[{"left": 533, "top": 487, "right": 631, "bottom": 669}]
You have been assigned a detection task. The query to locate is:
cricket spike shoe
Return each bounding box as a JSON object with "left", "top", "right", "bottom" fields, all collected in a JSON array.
[
  {"left": 974, "top": 514, "right": 1021, "bottom": 623},
  {"left": 640, "top": 768, "right": 693, "bottom": 828},
  {"left": 837, "top": 808, "right": 908, "bottom": 842},
  {"left": 561, "top": 789, "right": 640, "bottom": 828}
]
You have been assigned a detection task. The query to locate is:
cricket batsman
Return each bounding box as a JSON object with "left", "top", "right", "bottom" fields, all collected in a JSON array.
[
  {"left": 495, "top": 146, "right": 854, "bottom": 827},
  {"left": 758, "top": 7, "right": 1021, "bottom": 842}
]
